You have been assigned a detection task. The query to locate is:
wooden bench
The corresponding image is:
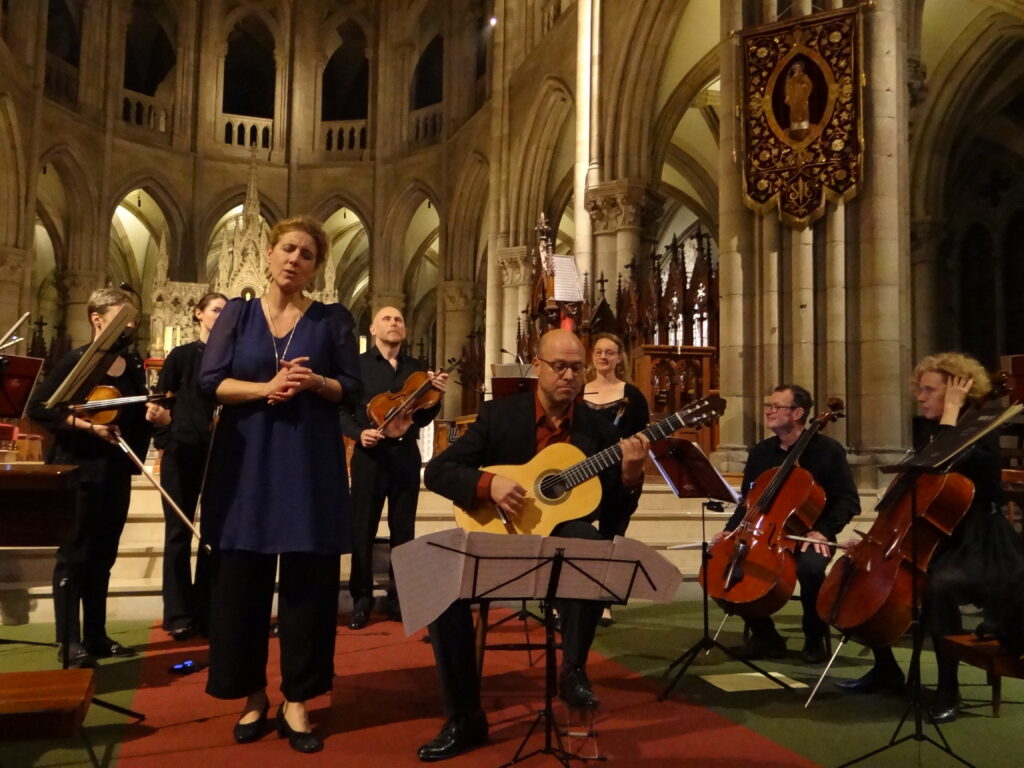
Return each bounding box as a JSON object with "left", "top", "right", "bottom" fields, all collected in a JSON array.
[
  {"left": 939, "top": 633, "right": 1024, "bottom": 717},
  {"left": 0, "top": 668, "right": 97, "bottom": 764}
]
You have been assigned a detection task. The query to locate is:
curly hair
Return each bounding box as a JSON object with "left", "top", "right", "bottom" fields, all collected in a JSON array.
[
  {"left": 269, "top": 215, "right": 329, "bottom": 268},
  {"left": 912, "top": 352, "right": 992, "bottom": 403}
]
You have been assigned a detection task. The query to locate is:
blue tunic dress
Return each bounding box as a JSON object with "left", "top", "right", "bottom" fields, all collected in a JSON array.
[{"left": 198, "top": 297, "right": 362, "bottom": 555}]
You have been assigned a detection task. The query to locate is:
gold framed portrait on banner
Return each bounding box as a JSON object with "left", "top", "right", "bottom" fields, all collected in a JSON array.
[{"left": 740, "top": 8, "right": 864, "bottom": 229}]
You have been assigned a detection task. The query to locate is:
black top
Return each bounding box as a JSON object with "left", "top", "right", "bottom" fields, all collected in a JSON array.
[
  {"left": 339, "top": 346, "right": 440, "bottom": 449},
  {"left": 424, "top": 391, "right": 641, "bottom": 537},
  {"left": 725, "top": 431, "right": 861, "bottom": 540},
  {"left": 582, "top": 381, "right": 650, "bottom": 439},
  {"left": 153, "top": 340, "right": 215, "bottom": 451},
  {"left": 27, "top": 346, "right": 151, "bottom": 481}
]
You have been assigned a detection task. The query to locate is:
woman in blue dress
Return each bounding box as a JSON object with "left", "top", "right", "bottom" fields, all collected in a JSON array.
[{"left": 198, "top": 215, "right": 361, "bottom": 753}]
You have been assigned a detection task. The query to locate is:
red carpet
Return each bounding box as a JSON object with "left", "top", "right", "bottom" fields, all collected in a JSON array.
[{"left": 115, "top": 611, "right": 821, "bottom": 767}]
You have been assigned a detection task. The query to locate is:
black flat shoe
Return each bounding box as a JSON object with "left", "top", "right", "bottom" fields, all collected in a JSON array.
[
  {"left": 233, "top": 699, "right": 269, "bottom": 744},
  {"left": 277, "top": 702, "right": 323, "bottom": 753},
  {"left": 559, "top": 667, "right": 599, "bottom": 710},
  {"left": 800, "top": 637, "right": 829, "bottom": 665},
  {"left": 417, "top": 711, "right": 488, "bottom": 762},
  {"left": 835, "top": 666, "right": 905, "bottom": 694},
  {"left": 169, "top": 624, "right": 195, "bottom": 641},
  {"left": 735, "top": 632, "right": 787, "bottom": 660},
  {"left": 930, "top": 700, "right": 960, "bottom": 724}
]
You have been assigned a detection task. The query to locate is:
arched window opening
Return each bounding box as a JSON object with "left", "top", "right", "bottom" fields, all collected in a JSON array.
[
  {"left": 123, "top": 0, "right": 176, "bottom": 96},
  {"left": 410, "top": 35, "right": 443, "bottom": 110},
  {"left": 321, "top": 20, "right": 369, "bottom": 121},
  {"left": 222, "top": 15, "right": 275, "bottom": 118}
]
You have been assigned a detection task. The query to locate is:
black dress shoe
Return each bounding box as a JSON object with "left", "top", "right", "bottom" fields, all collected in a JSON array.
[
  {"left": 835, "top": 666, "right": 905, "bottom": 694},
  {"left": 169, "top": 624, "right": 195, "bottom": 641},
  {"left": 233, "top": 699, "right": 269, "bottom": 744},
  {"left": 276, "top": 702, "right": 323, "bottom": 753},
  {"left": 800, "top": 637, "right": 829, "bottom": 664},
  {"left": 86, "top": 638, "right": 136, "bottom": 658},
  {"left": 348, "top": 598, "right": 374, "bottom": 630},
  {"left": 735, "top": 632, "right": 787, "bottom": 660},
  {"left": 417, "top": 711, "right": 488, "bottom": 762},
  {"left": 930, "top": 698, "right": 960, "bottom": 724},
  {"left": 559, "top": 667, "right": 599, "bottom": 710},
  {"left": 57, "top": 642, "right": 97, "bottom": 669}
]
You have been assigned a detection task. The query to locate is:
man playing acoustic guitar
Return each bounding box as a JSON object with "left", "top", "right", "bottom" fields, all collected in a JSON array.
[{"left": 417, "top": 329, "right": 648, "bottom": 762}]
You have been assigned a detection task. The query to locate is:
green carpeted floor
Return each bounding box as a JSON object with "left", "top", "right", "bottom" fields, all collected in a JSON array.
[{"left": 1, "top": 601, "right": 1019, "bottom": 767}]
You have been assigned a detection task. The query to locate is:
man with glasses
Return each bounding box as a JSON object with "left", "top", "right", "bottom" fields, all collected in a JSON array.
[
  {"left": 416, "top": 329, "right": 648, "bottom": 762},
  {"left": 709, "top": 384, "right": 860, "bottom": 664}
]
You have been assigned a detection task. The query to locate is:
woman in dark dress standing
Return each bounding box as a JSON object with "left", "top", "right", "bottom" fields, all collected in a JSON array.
[
  {"left": 198, "top": 216, "right": 361, "bottom": 752},
  {"left": 145, "top": 291, "right": 227, "bottom": 640},
  {"left": 836, "top": 352, "right": 1024, "bottom": 722},
  {"left": 583, "top": 332, "right": 649, "bottom": 624}
]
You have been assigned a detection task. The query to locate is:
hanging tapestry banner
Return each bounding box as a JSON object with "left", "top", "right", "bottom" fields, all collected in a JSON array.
[{"left": 740, "top": 8, "right": 863, "bottom": 229}]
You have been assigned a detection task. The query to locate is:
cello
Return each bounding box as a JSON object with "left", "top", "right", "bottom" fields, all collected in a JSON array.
[
  {"left": 700, "top": 399, "right": 845, "bottom": 619},
  {"left": 816, "top": 373, "right": 1016, "bottom": 648}
]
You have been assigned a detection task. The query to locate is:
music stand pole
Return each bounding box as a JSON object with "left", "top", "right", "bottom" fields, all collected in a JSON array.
[
  {"left": 836, "top": 473, "right": 972, "bottom": 768},
  {"left": 659, "top": 499, "right": 791, "bottom": 700}
]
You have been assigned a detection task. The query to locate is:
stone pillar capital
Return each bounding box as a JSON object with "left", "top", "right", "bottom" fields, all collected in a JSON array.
[
  {"left": 440, "top": 280, "right": 477, "bottom": 311},
  {"left": 58, "top": 270, "right": 103, "bottom": 303},
  {"left": 910, "top": 217, "right": 947, "bottom": 264},
  {"left": 369, "top": 292, "right": 406, "bottom": 316},
  {"left": 496, "top": 246, "right": 530, "bottom": 287},
  {"left": 584, "top": 180, "right": 665, "bottom": 236}
]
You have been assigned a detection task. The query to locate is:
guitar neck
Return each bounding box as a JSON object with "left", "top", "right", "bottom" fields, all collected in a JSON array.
[{"left": 559, "top": 408, "right": 694, "bottom": 489}]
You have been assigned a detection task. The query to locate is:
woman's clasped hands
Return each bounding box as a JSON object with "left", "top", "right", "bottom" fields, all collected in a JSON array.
[{"left": 268, "top": 356, "right": 321, "bottom": 405}]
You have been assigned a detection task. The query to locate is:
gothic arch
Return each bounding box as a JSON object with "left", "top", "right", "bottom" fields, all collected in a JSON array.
[
  {"left": 222, "top": 4, "right": 282, "bottom": 50},
  {"left": 910, "top": 10, "right": 1024, "bottom": 220},
  {"left": 106, "top": 173, "right": 186, "bottom": 272},
  {"left": 601, "top": 0, "right": 692, "bottom": 180},
  {"left": 378, "top": 181, "right": 442, "bottom": 293},
  {"left": 445, "top": 151, "right": 488, "bottom": 280},
  {"left": 507, "top": 76, "right": 573, "bottom": 247},
  {"left": 0, "top": 92, "right": 25, "bottom": 247},
  {"left": 197, "top": 188, "right": 285, "bottom": 282},
  {"left": 309, "top": 192, "right": 372, "bottom": 234},
  {"left": 38, "top": 143, "right": 99, "bottom": 273},
  {"left": 663, "top": 143, "right": 718, "bottom": 233},
  {"left": 649, "top": 46, "right": 720, "bottom": 183}
]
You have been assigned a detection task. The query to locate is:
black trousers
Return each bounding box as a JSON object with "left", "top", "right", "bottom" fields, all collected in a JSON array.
[
  {"left": 427, "top": 519, "right": 603, "bottom": 718},
  {"left": 53, "top": 466, "right": 132, "bottom": 646},
  {"left": 206, "top": 550, "right": 340, "bottom": 702},
  {"left": 159, "top": 444, "right": 209, "bottom": 631},
  {"left": 348, "top": 443, "right": 421, "bottom": 602},
  {"left": 749, "top": 547, "right": 830, "bottom": 642}
]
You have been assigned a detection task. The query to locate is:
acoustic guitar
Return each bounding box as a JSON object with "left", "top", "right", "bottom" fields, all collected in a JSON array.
[{"left": 454, "top": 395, "right": 726, "bottom": 535}]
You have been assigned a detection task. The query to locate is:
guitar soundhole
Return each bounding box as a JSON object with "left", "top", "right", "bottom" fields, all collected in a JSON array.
[{"left": 537, "top": 473, "right": 568, "bottom": 502}]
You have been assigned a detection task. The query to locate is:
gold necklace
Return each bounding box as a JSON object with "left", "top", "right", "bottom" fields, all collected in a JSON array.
[{"left": 262, "top": 298, "right": 301, "bottom": 368}]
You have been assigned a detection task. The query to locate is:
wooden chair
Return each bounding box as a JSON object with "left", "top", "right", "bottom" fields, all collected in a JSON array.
[
  {"left": 0, "top": 668, "right": 98, "bottom": 766},
  {"left": 939, "top": 633, "right": 1024, "bottom": 717}
]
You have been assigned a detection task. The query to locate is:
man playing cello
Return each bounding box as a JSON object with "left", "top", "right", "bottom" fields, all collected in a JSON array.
[{"left": 710, "top": 384, "right": 861, "bottom": 663}]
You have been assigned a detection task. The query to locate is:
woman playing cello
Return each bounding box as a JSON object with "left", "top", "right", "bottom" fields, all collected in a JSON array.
[{"left": 835, "top": 353, "right": 1024, "bottom": 723}]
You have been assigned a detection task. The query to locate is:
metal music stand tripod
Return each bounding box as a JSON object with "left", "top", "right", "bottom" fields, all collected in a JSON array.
[{"left": 651, "top": 438, "right": 791, "bottom": 699}]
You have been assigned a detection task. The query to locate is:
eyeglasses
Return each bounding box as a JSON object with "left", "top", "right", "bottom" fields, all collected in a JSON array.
[
  {"left": 763, "top": 403, "right": 796, "bottom": 413},
  {"left": 538, "top": 358, "right": 585, "bottom": 377}
]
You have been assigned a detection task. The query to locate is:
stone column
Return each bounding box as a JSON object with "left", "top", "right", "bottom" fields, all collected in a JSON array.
[
  {"left": 574, "top": 0, "right": 596, "bottom": 291},
  {"left": 825, "top": 201, "right": 848, "bottom": 446},
  {"left": 789, "top": 226, "right": 814, "bottom": 386},
  {"left": 758, "top": 214, "right": 781, "bottom": 396},
  {"left": 714, "top": 0, "right": 755, "bottom": 472},
  {"left": 0, "top": 247, "right": 28, "bottom": 352},
  {"left": 856, "top": 0, "right": 910, "bottom": 462},
  {"left": 60, "top": 270, "right": 102, "bottom": 347},
  {"left": 497, "top": 246, "right": 529, "bottom": 356},
  {"left": 368, "top": 292, "right": 406, "bottom": 319},
  {"left": 76, "top": 0, "right": 109, "bottom": 118},
  {"left": 440, "top": 280, "right": 476, "bottom": 416},
  {"left": 910, "top": 218, "right": 944, "bottom": 361}
]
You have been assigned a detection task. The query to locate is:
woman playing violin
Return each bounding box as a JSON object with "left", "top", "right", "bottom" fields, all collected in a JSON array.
[
  {"left": 198, "top": 216, "right": 361, "bottom": 752},
  {"left": 837, "top": 353, "right": 1024, "bottom": 723},
  {"left": 27, "top": 287, "right": 151, "bottom": 667},
  {"left": 145, "top": 291, "right": 227, "bottom": 640}
]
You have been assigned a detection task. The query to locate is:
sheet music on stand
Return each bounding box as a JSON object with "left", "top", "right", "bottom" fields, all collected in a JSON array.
[
  {"left": 391, "top": 529, "right": 683, "bottom": 636},
  {"left": 43, "top": 303, "right": 138, "bottom": 410},
  {"left": 550, "top": 254, "right": 583, "bottom": 303}
]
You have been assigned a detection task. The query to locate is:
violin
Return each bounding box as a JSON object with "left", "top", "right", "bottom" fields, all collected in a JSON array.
[
  {"left": 700, "top": 398, "right": 845, "bottom": 619},
  {"left": 68, "top": 384, "right": 173, "bottom": 425},
  {"left": 367, "top": 357, "right": 461, "bottom": 432},
  {"left": 815, "top": 370, "right": 1015, "bottom": 647}
]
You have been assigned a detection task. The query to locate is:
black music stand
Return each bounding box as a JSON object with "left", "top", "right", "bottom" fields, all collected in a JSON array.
[
  {"left": 650, "top": 438, "right": 791, "bottom": 700},
  {"left": 393, "top": 530, "right": 680, "bottom": 768}
]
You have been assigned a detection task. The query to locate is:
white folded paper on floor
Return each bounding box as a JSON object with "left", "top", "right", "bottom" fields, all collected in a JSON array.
[{"left": 392, "top": 528, "right": 683, "bottom": 636}]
